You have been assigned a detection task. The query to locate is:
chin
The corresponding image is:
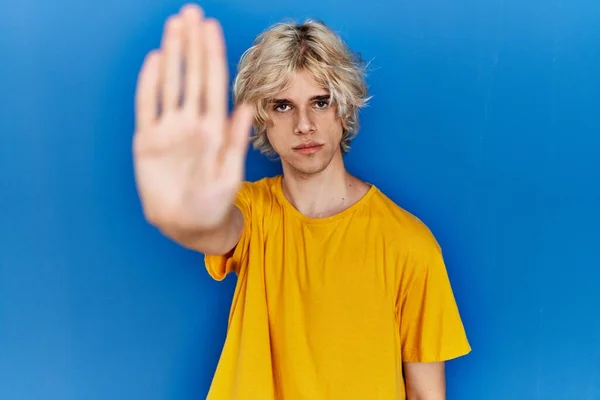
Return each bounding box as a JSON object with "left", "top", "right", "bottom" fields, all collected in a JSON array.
[
  {"left": 284, "top": 153, "right": 334, "bottom": 176},
  {"left": 292, "top": 164, "right": 328, "bottom": 176}
]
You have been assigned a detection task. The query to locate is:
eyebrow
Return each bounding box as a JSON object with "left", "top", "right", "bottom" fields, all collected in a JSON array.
[{"left": 271, "top": 94, "right": 331, "bottom": 105}]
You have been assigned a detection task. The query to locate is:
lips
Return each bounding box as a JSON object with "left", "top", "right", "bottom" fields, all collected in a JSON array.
[
  {"left": 293, "top": 142, "right": 323, "bottom": 155},
  {"left": 293, "top": 142, "right": 323, "bottom": 150}
]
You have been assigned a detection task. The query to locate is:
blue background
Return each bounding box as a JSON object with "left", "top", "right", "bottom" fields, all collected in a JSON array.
[{"left": 1, "top": 0, "right": 599, "bottom": 399}]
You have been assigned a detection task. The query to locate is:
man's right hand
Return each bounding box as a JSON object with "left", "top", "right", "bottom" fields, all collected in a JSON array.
[{"left": 132, "top": 4, "right": 253, "bottom": 238}]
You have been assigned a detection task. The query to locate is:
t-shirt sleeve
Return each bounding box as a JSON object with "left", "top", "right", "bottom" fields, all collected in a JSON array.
[
  {"left": 203, "top": 182, "right": 253, "bottom": 281},
  {"left": 396, "top": 239, "right": 471, "bottom": 363}
]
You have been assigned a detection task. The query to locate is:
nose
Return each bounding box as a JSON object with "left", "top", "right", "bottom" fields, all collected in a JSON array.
[{"left": 293, "top": 108, "right": 316, "bottom": 135}]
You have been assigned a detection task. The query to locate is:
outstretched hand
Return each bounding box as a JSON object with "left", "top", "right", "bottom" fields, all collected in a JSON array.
[{"left": 133, "top": 4, "right": 253, "bottom": 232}]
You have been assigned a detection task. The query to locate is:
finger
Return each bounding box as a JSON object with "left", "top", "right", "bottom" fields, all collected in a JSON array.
[
  {"left": 135, "top": 50, "right": 161, "bottom": 132},
  {"left": 204, "top": 19, "right": 228, "bottom": 127},
  {"left": 181, "top": 4, "right": 205, "bottom": 115},
  {"left": 228, "top": 103, "right": 254, "bottom": 151},
  {"left": 161, "top": 16, "right": 183, "bottom": 112},
  {"left": 219, "top": 103, "right": 254, "bottom": 179}
]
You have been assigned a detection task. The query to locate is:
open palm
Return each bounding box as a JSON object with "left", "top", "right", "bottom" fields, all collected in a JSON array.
[{"left": 133, "top": 4, "right": 253, "bottom": 232}]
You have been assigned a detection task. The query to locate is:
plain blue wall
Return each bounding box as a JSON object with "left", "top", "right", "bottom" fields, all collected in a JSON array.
[{"left": 1, "top": 0, "right": 599, "bottom": 398}]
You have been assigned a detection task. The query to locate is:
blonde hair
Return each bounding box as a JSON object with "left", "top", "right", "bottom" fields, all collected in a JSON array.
[{"left": 232, "top": 19, "right": 371, "bottom": 156}]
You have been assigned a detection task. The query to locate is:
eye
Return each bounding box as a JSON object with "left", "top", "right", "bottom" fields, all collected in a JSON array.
[
  {"left": 314, "top": 100, "right": 329, "bottom": 109},
  {"left": 274, "top": 103, "right": 291, "bottom": 112}
]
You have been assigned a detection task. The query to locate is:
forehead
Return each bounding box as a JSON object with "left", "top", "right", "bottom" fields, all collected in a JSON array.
[{"left": 273, "top": 70, "right": 329, "bottom": 99}]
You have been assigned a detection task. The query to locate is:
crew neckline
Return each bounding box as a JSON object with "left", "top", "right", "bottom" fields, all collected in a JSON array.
[{"left": 271, "top": 174, "right": 377, "bottom": 224}]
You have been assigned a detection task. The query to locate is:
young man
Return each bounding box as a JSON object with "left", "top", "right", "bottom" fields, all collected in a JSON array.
[{"left": 133, "top": 3, "right": 471, "bottom": 399}]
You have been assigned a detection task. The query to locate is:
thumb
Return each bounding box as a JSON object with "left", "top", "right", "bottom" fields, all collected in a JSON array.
[
  {"left": 220, "top": 103, "right": 254, "bottom": 178},
  {"left": 227, "top": 103, "right": 254, "bottom": 156}
]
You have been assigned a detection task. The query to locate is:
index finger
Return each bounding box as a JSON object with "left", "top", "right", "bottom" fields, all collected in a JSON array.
[{"left": 203, "top": 19, "right": 228, "bottom": 126}]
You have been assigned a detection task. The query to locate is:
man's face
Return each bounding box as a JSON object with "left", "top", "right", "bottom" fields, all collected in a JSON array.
[{"left": 265, "top": 70, "right": 344, "bottom": 176}]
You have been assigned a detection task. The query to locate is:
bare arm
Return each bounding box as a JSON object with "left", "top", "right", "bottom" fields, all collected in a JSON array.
[
  {"left": 403, "top": 362, "right": 446, "bottom": 400},
  {"left": 157, "top": 204, "right": 244, "bottom": 255},
  {"left": 132, "top": 4, "right": 253, "bottom": 255}
]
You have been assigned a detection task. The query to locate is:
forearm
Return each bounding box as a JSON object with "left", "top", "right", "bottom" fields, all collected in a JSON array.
[{"left": 156, "top": 205, "right": 244, "bottom": 255}]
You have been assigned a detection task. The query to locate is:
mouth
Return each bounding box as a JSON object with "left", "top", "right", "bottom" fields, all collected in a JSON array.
[{"left": 293, "top": 142, "right": 324, "bottom": 155}]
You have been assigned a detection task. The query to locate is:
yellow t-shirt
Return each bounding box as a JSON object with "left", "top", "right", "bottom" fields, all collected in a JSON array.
[{"left": 204, "top": 175, "right": 470, "bottom": 399}]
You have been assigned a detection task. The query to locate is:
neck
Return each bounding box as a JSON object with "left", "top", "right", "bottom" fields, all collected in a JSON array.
[{"left": 280, "top": 152, "right": 368, "bottom": 218}]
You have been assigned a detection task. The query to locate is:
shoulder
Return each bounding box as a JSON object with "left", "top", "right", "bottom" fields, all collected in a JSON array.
[
  {"left": 236, "top": 175, "right": 281, "bottom": 208},
  {"left": 366, "top": 188, "right": 452, "bottom": 294},
  {"left": 367, "top": 187, "right": 442, "bottom": 257}
]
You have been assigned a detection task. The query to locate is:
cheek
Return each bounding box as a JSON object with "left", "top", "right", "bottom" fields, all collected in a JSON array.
[
  {"left": 320, "top": 114, "right": 344, "bottom": 139},
  {"left": 265, "top": 118, "right": 291, "bottom": 150}
]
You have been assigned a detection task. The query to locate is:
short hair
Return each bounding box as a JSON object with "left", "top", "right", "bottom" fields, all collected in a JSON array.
[{"left": 232, "top": 19, "right": 371, "bottom": 156}]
